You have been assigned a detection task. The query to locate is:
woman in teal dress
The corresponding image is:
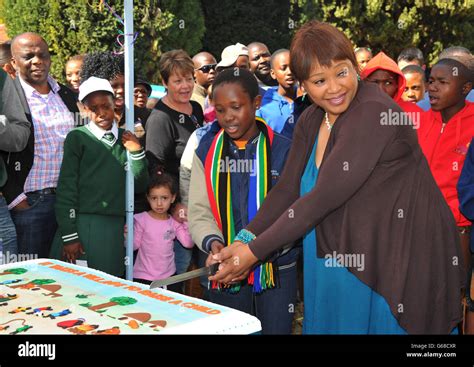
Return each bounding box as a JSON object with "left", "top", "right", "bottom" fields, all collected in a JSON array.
[
  {"left": 300, "top": 135, "right": 406, "bottom": 334},
  {"left": 209, "top": 21, "right": 464, "bottom": 334}
]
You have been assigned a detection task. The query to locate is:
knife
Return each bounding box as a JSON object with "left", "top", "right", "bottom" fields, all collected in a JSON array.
[{"left": 150, "top": 263, "right": 220, "bottom": 289}]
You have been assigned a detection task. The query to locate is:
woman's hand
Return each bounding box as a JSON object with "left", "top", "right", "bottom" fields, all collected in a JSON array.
[
  {"left": 122, "top": 130, "right": 142, "bottom": 152},
  {"left": 62, "top": 241, "right": 85, "bottom": 263},
  {"left": 208, "top": 241, "right": 258, "bottom": 284}
]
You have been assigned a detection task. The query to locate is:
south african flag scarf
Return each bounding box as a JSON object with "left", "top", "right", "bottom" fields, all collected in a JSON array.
[{"left": 204, "top": 118, "right": 277, "bottom": 293}]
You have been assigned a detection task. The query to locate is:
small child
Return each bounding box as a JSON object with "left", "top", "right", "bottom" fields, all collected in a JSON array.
[
  {"left": 51, "top": 77, "right": 148, "bottom": 277},
  {"left": 354, "top": 46, "right": 373, "bottom": 71},
  {"left": 65, "top": 55, "right": 84, "bottom": 94},
  {"left": 133, "top": 173, "right": 194, "bottom": 292}
]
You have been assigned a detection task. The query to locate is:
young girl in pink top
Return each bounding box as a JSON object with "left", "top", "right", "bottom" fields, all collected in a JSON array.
[{"left": 133, "top": 173, "right": 193, "bottom": 292}]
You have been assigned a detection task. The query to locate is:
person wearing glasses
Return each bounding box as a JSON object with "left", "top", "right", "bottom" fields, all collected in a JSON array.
[
  {"left": 191, "top": 52, "right": 217, "bottom": 111},
  {"left": 134, "top": 78, "right": 152, "bottom": 109}
]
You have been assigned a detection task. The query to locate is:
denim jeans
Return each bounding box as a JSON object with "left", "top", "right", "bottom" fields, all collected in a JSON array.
[
  {"left": 10, "top": 192, "right": 57, "bottom": 259},
  {"left": 209, "top": 263, "right": 298, "bottom": 334},
  {"left": 173, "top": 239, "right": 193, "bottom": 293},
  {"left": 174, "top": 239, "right": 193, "bottom": 274},
  {"left": 0, "top": 195, "right": 18, "bottom": 263}
]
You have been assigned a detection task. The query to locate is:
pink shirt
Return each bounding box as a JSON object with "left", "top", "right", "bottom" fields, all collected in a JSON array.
[{"left": 133, "top": 212, "right": 194, "bottom": 281}]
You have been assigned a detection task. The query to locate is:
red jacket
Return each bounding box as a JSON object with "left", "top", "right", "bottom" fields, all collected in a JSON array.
[{"left": 418, "top": 102, "right": 474, "bottom": 226}]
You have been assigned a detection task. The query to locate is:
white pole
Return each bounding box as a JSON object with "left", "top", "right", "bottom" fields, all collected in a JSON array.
[{"left": 124, "top": 0, "right": 135, "bottom": 281}]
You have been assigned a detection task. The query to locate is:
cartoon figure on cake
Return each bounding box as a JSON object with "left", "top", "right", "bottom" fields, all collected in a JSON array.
[
  {"left": 0, "top": 319, "right": 32, "bottom": 334},
  {"left": 9, "top": 306, "right": 31, "bottom": 314},
  {"left": 0, "top": 293, "right": 18, "bottom": 305},
  {"left": 26, "top": 306, "right": 53, "bottom": 316},
  {"left": 43, "top": 309, "right": 72, "bottom": 319},
  {"left": 57, "top": 318, "right": 85, "bottom": 329},
  {"left": 92, "top": 326, "right": 121, "bottom": 335},
  {"left": 68, "top": 323, "right": 99, "bottom": 334},
  {"left": 10, "top": 325, "right": 33, "bottom": 335},
  {"left": 0, "top": 279, "right": 23, "bottom": 285}
]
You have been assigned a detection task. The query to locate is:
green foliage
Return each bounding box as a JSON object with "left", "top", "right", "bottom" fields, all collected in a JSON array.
[
  {"left": 110, "top": 296, "right": 137, "bottom": 306},
  {"left": 290, "top": 0, "right": 474, "bottom": 66},
  {"left": 2, "top": 268, "right": 27, "bottom": 275},
  {"left": 31, "top": 279, "right": 55, "bottom": 285},
  {"left": 1, "top": 0, "right": 472, "bottom": 83},
  {"left": 1, "top": 0, "right": 204, "bottom": 83},
  {"left": 160, "top": 0, "right": 206, "bottom": 55},
  {"left": 200, "top": 0, "right": 292, "bottom": 58}
]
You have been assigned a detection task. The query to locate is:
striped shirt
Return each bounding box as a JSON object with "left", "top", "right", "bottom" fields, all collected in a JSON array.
[{"left": 8, "top": 76, "right": 76, "bottom": 209}]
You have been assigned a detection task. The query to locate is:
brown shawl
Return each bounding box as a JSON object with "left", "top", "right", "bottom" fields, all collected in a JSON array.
[{"left": 246, "top": 81, "right": 464, "bottom": 334}]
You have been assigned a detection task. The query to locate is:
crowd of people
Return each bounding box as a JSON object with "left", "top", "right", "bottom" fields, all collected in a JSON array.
[{"left": 0, "top": 20, "right": 473, "bottom": 335}]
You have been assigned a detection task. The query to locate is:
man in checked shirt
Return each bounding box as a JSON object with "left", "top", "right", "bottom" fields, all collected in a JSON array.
[{"left": 1, "top": 33, "right": 79, "bottom": 259}]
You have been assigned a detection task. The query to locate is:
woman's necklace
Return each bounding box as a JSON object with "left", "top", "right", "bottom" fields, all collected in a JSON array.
[
  {"left": 324, "top": 112, "right": 333, "bottom": 130},
  {"left": 164, "top": 96, "right": 200, "bottom": 129}
]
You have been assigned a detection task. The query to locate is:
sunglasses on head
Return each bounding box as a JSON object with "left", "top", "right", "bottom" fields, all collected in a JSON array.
[{"left": 195, "top": 63, "right": 217, "bottom": 73}]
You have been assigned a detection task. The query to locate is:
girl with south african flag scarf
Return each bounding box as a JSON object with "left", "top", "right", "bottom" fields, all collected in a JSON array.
[{"left": 188, "top": 68, "right": 300, "bottom": 334}]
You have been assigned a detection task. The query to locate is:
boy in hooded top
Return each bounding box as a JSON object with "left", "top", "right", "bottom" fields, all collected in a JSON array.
[
  {"left": 361, "top": 51, "right": 424, "bottom": 117},
  {"left": 418, "top": 58, "right": 474, "bottom": 334}
]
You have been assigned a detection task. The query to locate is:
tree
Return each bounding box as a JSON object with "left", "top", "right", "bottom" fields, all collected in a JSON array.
[
  {"left": 88, "top": 296, "right": 137, "bottom": 311},
  {"left": 200, "top": 0, "right": 292, "bottom": 58},
  {"left": 1, "top": 0, "right": 205, "bottom": 83},
  {"left": 160, "top": 0, "right": 206, "bottom": 55},
  {"left": 11, "top": 278, "right": 55, "bottom": 289},
  {"left": 290, "top": 0, "right": 474, "bottom": 66},
  {"left": 0, "top": 268, "right": 27, "bottom": 276}
]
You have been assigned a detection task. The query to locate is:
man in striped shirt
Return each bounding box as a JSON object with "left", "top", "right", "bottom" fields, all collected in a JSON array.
[{"left": 2, "top": 33, "right": 79, "bottom": 259}]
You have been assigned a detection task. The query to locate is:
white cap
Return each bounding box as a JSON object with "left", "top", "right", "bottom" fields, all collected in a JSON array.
[
  {"left": 78, "top": 76, "right": 114, "bottom": 102},
  {"left": 216, "top": 43, "right": 249, "bottom": 69}
]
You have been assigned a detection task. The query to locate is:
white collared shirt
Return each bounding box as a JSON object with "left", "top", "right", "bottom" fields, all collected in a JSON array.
[{"left": 86, "top": 121, "right": 119, "bottom": 146}]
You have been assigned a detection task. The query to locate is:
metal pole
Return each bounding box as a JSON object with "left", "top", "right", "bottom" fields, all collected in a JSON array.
[{"left": 124, "top": 0, "right": 135, "bottom": 281}]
